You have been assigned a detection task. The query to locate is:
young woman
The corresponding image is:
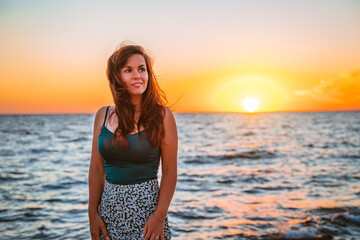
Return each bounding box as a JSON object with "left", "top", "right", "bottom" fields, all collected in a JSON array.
[{"left": 88, "top": 43, "right": 177, "bottom": 240}]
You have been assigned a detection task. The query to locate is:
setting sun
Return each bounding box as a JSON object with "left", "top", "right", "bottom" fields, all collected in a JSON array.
[
  {"left": 242, "top": 97, "right": 260, "bottom": 112},
  {"left": 213, "top": 74, "right": 287, "bottom": 113}
]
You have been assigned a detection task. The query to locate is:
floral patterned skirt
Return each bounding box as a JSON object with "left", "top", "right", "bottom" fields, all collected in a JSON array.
[{"left": 98, "top": 178, "right": 171, "bottom": 240}]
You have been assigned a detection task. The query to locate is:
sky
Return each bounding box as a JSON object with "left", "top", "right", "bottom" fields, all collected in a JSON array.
[{"left": 0, "top": 0, "right": 359, "bottom": 114}]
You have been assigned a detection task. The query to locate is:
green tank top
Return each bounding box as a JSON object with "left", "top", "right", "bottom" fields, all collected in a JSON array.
[{"left": 97, "top": 106, "right": 160, "bottom": 185}]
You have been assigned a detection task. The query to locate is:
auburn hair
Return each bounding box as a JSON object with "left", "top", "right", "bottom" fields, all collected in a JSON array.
[{"left": 106, "top": 43, "right": 168, "bottom": 149}]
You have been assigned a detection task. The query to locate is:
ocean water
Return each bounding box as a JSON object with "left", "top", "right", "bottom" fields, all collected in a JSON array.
[{"left": 0, "top": 111, "right": 359, "bottom": 239}]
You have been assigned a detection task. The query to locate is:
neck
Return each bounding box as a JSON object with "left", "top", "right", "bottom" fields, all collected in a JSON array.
[{"left": 130, "top": 94, "right": 142, "bottom": 112}]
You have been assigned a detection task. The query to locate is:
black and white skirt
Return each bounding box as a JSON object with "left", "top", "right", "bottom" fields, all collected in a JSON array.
[{"left": 98, "top": 178, "right": 171, "bottom": 240}]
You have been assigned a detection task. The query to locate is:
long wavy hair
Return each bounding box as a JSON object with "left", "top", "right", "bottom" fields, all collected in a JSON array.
[{"left": 106, "top": 43, "right": 168, "bottom": 149}]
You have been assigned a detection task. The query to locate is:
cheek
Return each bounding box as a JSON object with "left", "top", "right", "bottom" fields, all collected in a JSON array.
[
  {"left": 120, "top": 74, "right": 131, "bottom": 85},
  {"left": 143, "top": 73, "right": 149, "bottom": 83}
]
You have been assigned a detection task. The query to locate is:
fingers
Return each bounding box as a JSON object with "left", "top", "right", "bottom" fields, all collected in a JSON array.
[
  {"left": 143, "top": 215, "right": 165, "bottom": 240},
  {"left": 90, "top": 215, "right": 110, "bottom": 240},
  {"left": 90, "top": 228, "right": 100, "bottom": 240},
  {"left": 151, "top": 235, "right": 162, "bottom": 240},
  {"left": 146, "top": 233, "right": 162, "bottom": 240},
  {"left": 100, "top": 222, "right": 110, "bottom": 240},
  {"left": 144, "top": 231, "right": 161, "bottom": 240},
  {"left": 142, "top": 222, "right": 148, "bottom": 239},
  {"left": 144, "top": 231, "right": 150, "bottom": 240}
]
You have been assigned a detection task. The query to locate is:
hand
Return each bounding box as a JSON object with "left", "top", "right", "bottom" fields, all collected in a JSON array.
[
  {"left": 142, "top": 212, "right": 165, "bottom": 240},
  {"left": 89, "top": 212, "right": 110, "bottom": 240}
]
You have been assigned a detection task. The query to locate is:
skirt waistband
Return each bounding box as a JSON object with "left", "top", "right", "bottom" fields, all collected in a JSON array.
[{"left": 104, "top": 178, "right": 159, "bottom": 191}]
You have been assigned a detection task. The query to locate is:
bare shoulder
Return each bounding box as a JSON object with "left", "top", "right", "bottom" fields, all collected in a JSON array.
[
  {"left": 96, "top": 106, "right": 108, "bottom": 114},
  {"left": 163, "top": 107, "right": 177, "bottom": 132},
  {"left": 162, "top": 107, "right": 177, "bottom": 146},
  {"left": 95, "top": 106, "right": 108, "bottom": 120},
  {"left": 93, "top": 106, "right": 109, "bottom": 129},
  {"left": 163, "top": 107, "right": 175, "bottom": 122}
]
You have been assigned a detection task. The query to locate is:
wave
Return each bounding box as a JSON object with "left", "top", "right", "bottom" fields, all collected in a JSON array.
[
  {"left": 0, "top": 149, "right": 15, "bottom": 157},
  {"left": 243, "top": 131, "right": 255, "bottom": 136},
  {"left": 184, "top": 149, "right": 278, "bottom": 164},
  {"left": 254, "top": 185, "right": 300, "bottom": 191},
  {"left": 217, "top": 179, "right": 234, "bottom": 184},
  {"left": 2, "top": 129, "right": 38, "bottom": 135},
  {"left": 63, "top": 137, "right": 89, "bottom": 143},
  {"left": 268, "top": 227, "right": 331, "bottom": 239},
  {"left": 30, "top": 148, "right": 59, "bottom": 153},
  {"left": 0, "top": 174, "right": 32, "bottom": 182},
  {"left": 332, "top": 212, "right": 360, "bottom": 226},
  {"left": 169, "top": 210, "right": 217, "bottom": 220},
  {"left": 339, "top": 153, "right": 360, "bottom": 159},
  {"left": 218, "top": 150, "right": 277, "bottom": 160}
]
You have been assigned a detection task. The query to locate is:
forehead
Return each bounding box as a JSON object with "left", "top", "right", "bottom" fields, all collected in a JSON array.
[{"left": 124, "top": 54, "right": 146, "bottom": 67}]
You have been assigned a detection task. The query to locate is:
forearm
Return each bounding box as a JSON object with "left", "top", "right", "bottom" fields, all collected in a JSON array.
[
  {"left": 88, "top": 167, "right": 105, "bottom": 217},
  {"left": 154, "top": 168, "right": 177, "bottom": 220}
]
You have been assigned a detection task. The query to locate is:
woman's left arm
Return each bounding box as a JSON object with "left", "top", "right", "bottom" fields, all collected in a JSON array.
[
  {"left": 143, "top": 107, "right": 178, "bottom": 240},
  {"left": 155, "top": 107, "right": 178, "bottom": 219}
]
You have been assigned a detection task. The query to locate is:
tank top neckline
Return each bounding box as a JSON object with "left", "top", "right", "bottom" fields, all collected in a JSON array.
[
  {"left": 102, "top": 105, "right": 146, "bottom": 137},
  {"left": 102, "top": 124, "right": 146, "bottom": 137}
]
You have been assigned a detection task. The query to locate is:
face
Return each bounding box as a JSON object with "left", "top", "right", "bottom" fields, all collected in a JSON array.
[{"left": 119, "top": 54, "right": 148, "bottom": 96}]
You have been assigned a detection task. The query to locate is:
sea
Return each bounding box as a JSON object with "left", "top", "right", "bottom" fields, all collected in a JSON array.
[{"left": 0, "top": 111, "right": 359, "bottom": 239}]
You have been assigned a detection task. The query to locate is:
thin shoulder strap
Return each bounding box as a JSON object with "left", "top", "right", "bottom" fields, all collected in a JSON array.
[{"left": 102, "top": 106, "right": 109, "bottom": 126}]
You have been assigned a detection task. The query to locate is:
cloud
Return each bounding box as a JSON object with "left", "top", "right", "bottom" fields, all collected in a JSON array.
[{"left": 294, "top": 67, "right": 360, "bottom": 104}]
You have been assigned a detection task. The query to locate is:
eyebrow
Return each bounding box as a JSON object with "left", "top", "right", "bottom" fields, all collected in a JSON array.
[{"left": 123, "top": 64, "right": 146, "bottom": 68}]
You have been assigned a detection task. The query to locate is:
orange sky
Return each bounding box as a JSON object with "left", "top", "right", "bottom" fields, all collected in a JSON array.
[{"left": 1, "top": 0, "right": 359, "bottom": 114}]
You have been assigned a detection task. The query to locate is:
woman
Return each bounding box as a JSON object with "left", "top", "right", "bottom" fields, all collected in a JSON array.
[{"left": 88, "top": 43, "right": 178, "bottom": 240}]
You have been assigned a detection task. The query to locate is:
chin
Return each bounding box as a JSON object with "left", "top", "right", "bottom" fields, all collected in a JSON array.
[{"left": 130, "top": 90, "right": 146, "bottom": 95}]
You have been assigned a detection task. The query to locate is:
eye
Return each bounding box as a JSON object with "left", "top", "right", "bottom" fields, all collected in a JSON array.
[
  {"left": 139, "top": 67, "right": 146, "bottom": 72},
  {"left": 124, "top": 69, "right": 131, "bottom": 73}
]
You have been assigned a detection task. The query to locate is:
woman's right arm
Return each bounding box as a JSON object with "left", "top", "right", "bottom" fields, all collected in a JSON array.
[{"left": 88, "top": 106, "right": 110, "bottom": 240}]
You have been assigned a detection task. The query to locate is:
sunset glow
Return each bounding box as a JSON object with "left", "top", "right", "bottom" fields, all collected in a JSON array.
[
  {"left": 1, "top": 1, "right": 360, "bottom": 114},
  {"left": 242, "top": 97, "right": 260, "bottom": 113},
  {"left": 213, "top": 74, "right": 288, "bottom": 113}
]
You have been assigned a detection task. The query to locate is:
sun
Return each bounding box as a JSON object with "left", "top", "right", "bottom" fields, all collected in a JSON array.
[
  {"left": 242, "top": 97, "right": 260, "bottom": 112},
  {"left": 213, "top": 74, "right": 287, "bottom": 113}
]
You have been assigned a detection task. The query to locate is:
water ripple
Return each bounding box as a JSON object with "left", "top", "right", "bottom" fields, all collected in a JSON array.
[{"left": 0, "top": 112, "right": 359, "bottom": 239}]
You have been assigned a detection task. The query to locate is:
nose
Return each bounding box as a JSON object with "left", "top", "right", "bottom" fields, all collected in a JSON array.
[{"left": 133, "top": 70, "right": 141, "bottom": 79}]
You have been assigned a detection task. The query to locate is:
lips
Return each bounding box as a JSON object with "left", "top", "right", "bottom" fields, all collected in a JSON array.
[{"left": 132, "top": 82, "right": 143, "bottom": 86}]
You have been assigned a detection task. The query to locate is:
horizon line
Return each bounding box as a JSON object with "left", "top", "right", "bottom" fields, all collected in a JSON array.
[{"left": 1, "top": 109, "right": 359, "bottom": 115}]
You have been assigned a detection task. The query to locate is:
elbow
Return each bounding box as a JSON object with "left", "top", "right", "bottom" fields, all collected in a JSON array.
[
  {"left": 89, "top": 163, "right": 105, "bottom": 179},
  {"left": 162, "top": 162, "right": 177, "bottom": 173},
  {"left": 162, "top": 165, "right": 177, "bottom": 181}
]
